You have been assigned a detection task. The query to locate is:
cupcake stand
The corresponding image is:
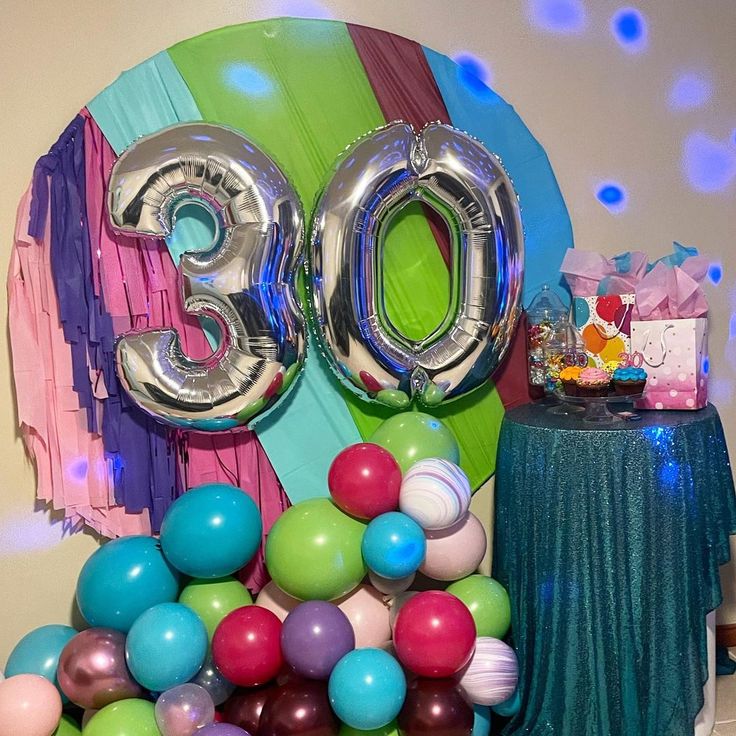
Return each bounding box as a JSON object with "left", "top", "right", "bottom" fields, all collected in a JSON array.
[{"left": 493, "top": 403, "right": 736, "bottom": 735}]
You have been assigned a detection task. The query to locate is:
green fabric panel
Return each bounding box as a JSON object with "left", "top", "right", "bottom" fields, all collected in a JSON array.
[{"left": 169, "top": 18, "right": 503, "bottom": 486}]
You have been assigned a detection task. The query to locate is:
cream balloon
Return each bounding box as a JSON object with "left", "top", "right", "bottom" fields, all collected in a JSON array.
[
  {"left": 420, "top": 512, "right": 487, "bottom": 581},
  {"left": 336, "top": 585, "right": 392, "bottom": 649},
  {"left": 368, "top": 570, "right": 416, "bottom": 596},
  {"left": 254, "top": 581, "right": 300, "bottom": 622},
  {"left": 459, "top": 638, "right": 518, "bottom": 706}
]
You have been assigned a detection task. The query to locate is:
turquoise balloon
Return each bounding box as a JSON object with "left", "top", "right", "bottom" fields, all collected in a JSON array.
[
  {"left": 76, "top": 536, "right": 180, "bottom": 632},
  {"left": 125, "top": 603, "right": 207, "bottom": 693},
  {"left": 361, "top": 512, "right": 426, "bottom": 580},
  {"left": 5, "top": 624, "right": 77, "bottom": 701},
  {"left": 329, "top": 649, "right": 406, "bottom": 730},
  {"left": 492, "top": 688, "right": 521, "bottom": 718},
  {"left": 160, "top": 483, "right": 263, "bottom": 578},
  {"left": 472, "top": 704, "right": 492, "bottom": 736}
]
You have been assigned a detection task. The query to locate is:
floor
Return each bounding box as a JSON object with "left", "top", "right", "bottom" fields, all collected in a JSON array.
[{"left": 715, "top": 649, "right": 736, "bottom": 736}]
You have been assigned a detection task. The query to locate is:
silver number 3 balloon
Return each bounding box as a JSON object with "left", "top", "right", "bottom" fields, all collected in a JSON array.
[
  {"left": 108, "top": 123, "right": 305, "bottom": 430},
  {"left": 310, "top": 122, "right": 524, "bottom": 408}
]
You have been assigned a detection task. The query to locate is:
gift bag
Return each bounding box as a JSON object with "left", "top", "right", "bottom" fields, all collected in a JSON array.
[
  {"left": 572, "top": 294, "right": 634, "bottom": 368},
  {"left": 631, "top": 318, "right": 708, "bottom": 410}
]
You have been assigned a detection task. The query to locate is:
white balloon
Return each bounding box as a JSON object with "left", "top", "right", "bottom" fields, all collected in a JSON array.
[{"left": 459, "top": 637, "right": 518, "bottom": 706}]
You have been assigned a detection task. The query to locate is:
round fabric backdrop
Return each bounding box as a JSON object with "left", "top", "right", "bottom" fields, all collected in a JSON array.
[{"left": 9, "top": 18, "right": 573, "bottom": 581}]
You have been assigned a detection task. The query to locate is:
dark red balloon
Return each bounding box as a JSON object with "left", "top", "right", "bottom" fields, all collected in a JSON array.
[
  {"left": 258, "top": 680, "right": 339, "bottom": 736},
  {"left": 397, "top": 679, "right": 474, "bottom": 736},
  {"left": 393, "top": 591, "right": 476, "bottom": 677},
  {"left": 213, "top": 606, "right": 284, "bottom": 687},
  {"left": 328, "top": 443, "right": 402, "bottom": 520},
  {"left": 223, "top": 684, "right": 277, "bottom": 733}
]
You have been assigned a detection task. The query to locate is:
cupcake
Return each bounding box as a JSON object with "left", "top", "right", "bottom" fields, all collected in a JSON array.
[
  {"left": 559, "top": 366, "right": 583, "bottom": 396},
  {"left": 576, "top": 367, "right": 611, "bottom": 397},
  {"left": 612, "top": 366, "right": 647, "bottom": 395}
]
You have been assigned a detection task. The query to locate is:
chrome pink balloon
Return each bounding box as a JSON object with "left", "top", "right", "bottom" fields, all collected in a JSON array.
[
  {"left": 155, "top": 683, "right": 215, "bottom": 736},
  {"left": 335, "top": 584, "right": 391, "bottom": 649},
  {"left": 57, "top": 628, "right": 142, "bottom": 709},
  {"left": 458, "top": 637, "right": 519, "bottom": 706},
  {"left": 420, "top": 512, "right": 487, "bottom": 581}
]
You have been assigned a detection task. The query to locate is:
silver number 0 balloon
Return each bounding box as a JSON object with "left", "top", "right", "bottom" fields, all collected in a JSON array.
[
  {"left": 108, "top": 123, "right": 305, "bottom": 430},
  {"left": 310, "top": 122, "right": 524, "bottom": 407}
]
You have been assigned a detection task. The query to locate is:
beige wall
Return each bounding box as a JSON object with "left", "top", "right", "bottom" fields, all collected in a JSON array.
[{"left": 1, "top": 0, "right": 735, "bottom": 664}]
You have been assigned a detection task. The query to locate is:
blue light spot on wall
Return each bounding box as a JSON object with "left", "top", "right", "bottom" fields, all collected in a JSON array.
[
  {"left": 224, "top": 63, "right": 274, "bottom": 97},
  {"left": 67, "top": 457, "right": 88, "bottom": 483},
  {"left": 596, "top": 182, "right": 628, "bottom": 213},
  {"left": 708, "top": 262, "right": 723, "bottom": 285},
  {"left": 527, "top": 0, "right": 586, "bottom": 34},
  {"left": 729, "top": 314, "right": 736, "bottom": 340},
  {"left": 611, "top": 8, "right": 648, "bottom": 53},
  {"left": 454, "top": 53, "right": 495, "bottom": 101},
  {"left": 702, "top": 356, "right": 710, "bottom": 375},
  {"left": 669, "top": 73, "right": 713, "bottom": 111},
  {"left": 682, "top": 131, "right": 736, "bottom": 193}
]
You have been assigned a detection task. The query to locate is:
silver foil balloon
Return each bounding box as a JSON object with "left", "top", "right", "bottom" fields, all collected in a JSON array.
[
  {"left": 108, "top": 123, "right": 305, "bottom": 430},
  {"left": 190, "top": 655, "right": 236, "bottom": 706},
  {"left": 310, "top": 121, "right": 524, "bottom": 407}
]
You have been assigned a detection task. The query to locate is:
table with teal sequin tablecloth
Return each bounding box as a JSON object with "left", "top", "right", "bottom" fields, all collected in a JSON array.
[{"left": 493, "top": 403, "right": 736, "bottom": 736}]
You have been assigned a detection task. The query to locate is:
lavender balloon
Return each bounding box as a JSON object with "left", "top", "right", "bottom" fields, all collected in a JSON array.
[
  {"left": 57, "top": 628, "right": 142, "bottom": 709},
  {"left": 199, "top": 724, "right": 252, "bottom": 735},
  {"left": 281, "top": 601, "right": 355, "bottom": 679},
  {"left": 155, "top": 683, "right": 215, "bottom": 736},
  {"left": 190, "top": 654, "right": 236, "bottom": 706},
  {"left": 459, "top": 637, "right": 519, "bottom": 706}
]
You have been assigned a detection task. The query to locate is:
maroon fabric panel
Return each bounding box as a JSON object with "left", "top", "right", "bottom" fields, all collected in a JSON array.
[{"left": 348, "top": 23, "right": 528, "bottom": 409}]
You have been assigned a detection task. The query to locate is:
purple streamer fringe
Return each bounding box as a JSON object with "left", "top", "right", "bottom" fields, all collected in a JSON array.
[{"left": 29, "top": 115, "right": 181, "bottom": 530}]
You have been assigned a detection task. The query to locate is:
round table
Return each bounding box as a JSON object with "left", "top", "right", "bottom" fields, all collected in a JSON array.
[{"left": 493, "top": 403, "right": 736, "bottom": 736}]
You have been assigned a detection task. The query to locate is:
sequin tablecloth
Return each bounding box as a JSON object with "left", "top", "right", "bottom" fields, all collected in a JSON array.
[{"left": 493, "top": 403, "right": 736, "bottom": 736}]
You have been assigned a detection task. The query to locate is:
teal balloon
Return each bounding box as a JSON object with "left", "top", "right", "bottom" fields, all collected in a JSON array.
[
  {"left": 76, "top": 536, "right": 180, "bottom": 632},
  {"left": 160, "top": 483, "right": 263, "bottom": 578},
  {"left": 329, "top": 648, "right": 406, "bottom": 730},
  {"left": 492, "top": 688, "right": 521, "bottom": 718},
  {"left": 125, "top": 603, "right": 207, "bottom": 693},
  {"left": 5, "top": 624, "right": 77, "bottom": 701},
  {"left": 361, "top": 512, "right": 426, "bottom": 580},
  {"left": 472, "top": 704, "right": 492, "bottom": 736}
]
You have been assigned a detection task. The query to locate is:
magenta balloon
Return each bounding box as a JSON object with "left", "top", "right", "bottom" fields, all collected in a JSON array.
[
  {"left": 57, "top": 628, "right": 142, "bottom": 709},
  {"left": 420, "top": 513, "right": 487, "bottom": 581},
  {"left": 281, "top": 601, "right": 355, "bottom": 679}
]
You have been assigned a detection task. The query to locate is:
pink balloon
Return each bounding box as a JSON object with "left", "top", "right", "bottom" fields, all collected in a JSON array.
[
  {"left": 420, "top": 512, "right": 487, "bottom": 581},
  {"left": 255, "top": 581, "right": 299, "bottom": 622},
  {"left": 0, "top": 674, "right": 62, "bottom": 736},
  {"left": 336, "top": 584, "right": 391, "bottom": 648}
]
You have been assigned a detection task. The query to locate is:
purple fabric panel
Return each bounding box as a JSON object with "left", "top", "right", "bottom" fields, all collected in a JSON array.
[{"left": 29, "top": 114, "right": 180, "bottom": 528}]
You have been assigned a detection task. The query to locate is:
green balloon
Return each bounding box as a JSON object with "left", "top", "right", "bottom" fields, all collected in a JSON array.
[
  {"left": 83, "top": 699, "right": 159, "bottom": 736},
  {"left": 179, "top": 576, "right": 253, "bottom": 640},
  {"left": 54, "top": 715, "right": 82, "bottom": 735},
  {"left": 446, "top": 575, "right": 511, "bottom": 639},
  {"left": 265, "top": 498, "right": 367, "bottom": 600},
  {"left": 340, "top": 721, "right": 399, "bottom": 736},
  {"left": 369, "top": 412, "right": 460, "bottom": 473}
]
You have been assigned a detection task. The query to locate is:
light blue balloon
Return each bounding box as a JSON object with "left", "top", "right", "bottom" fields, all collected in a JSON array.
[
  {"left": 160, "top": 483, "right": 263, "bottom": 578},
  {"left": 361, "top": 512, "right": 426, "bottom": 580},
  {"left": 126, "top": 603, "right": 207, "bottom": 692},
  {"left": 492, "top": 687, "right": 521, "bottom": 718},
  {"left": 5, "top": 624, "right": 77, "bottom": 701},
  {"left": 472, "top": 704, "right": 492, "bottom": 736},
  {"left": 329, "top": 648, "right": 406, "bottom": 730},
  {"left": 76, "top": 536, "right": 180, "bottom": 632}
]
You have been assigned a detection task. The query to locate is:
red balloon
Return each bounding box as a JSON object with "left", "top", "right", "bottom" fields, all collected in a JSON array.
[
  {"left": 223, "top": 684, "right": 277, "bottom": 732},
  {"left": 393, "top": 592, "right": 476, "bottom": 677},
  {"left": 328, "top": 443, "right": 402, "bottom": 520},
  {"left": 213, "top": 606, "right": 284, "bottom": 687},
  {"left": 397, "top": 679, "right": 473, "bottom": 736},
  {"left": 258, "top": 680, "right": 339, "bottom": 736}
]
